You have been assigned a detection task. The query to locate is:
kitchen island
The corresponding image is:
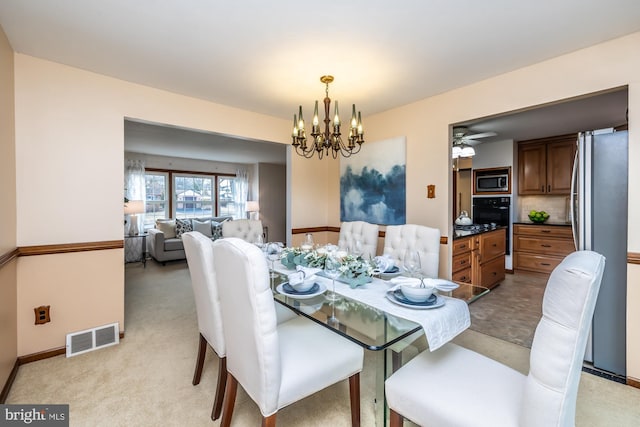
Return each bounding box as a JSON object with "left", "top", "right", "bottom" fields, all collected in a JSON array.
[{"left": 452, "top": 226, "right": 506, "bottom": 289}]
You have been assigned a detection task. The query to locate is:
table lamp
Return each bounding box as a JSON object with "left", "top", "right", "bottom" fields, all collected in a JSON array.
[
  {"left": 124, "top": 200, "right": 145, "bottom": 236},
  {"left": 246, "top": 200, "right": 260, "bottom": 220}
]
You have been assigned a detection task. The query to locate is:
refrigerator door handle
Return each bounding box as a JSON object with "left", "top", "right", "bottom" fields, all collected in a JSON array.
[{"left": 570, "top": 138, "right": 579, "bottom": 249}]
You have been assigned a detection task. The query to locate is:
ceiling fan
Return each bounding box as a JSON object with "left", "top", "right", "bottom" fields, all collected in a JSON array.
[
  {"left": 452, "top": 126, "right": 498, "bottom": 146},
  {"left": 451, "top": 126, "right": 497, "bottom": 159}
]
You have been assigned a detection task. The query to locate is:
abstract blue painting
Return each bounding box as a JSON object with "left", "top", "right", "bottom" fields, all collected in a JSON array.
[{"left": 340, "top": 136, "right": 406, "bottom": 225}]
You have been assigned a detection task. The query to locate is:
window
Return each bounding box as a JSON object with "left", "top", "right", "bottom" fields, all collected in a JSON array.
[
  {"left": 144, "top": 172, "right": 168, "bottom": 228},
  {"left": 144, "top": 170, "right": 240, "bottom": 223},
  {"left": 218, "top": 176, "right": 239, "bottom": 218},
  {"left": 174, "top": 174, "right": 214, "bottom": 218}
]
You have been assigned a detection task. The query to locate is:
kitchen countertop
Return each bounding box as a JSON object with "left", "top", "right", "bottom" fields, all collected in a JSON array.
[
  {"left": 453, "top": 225, "right": 507, "bottom": 240},
  {"left": 513, "top": 221, "right": 572, "bottom": 226}
]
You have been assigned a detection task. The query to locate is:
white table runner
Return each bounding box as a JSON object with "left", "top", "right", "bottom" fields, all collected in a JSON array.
[{"left": 277, "top": 263, "right": 470, "bottom": 351}]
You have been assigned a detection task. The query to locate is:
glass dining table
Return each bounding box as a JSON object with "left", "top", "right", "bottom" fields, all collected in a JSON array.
[{"left": 270, "top": 266, "right": 488, "bottom": 426}]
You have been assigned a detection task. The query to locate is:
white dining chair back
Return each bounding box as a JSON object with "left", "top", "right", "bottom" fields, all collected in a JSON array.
[
  {"left": 182, "top": 231, "right": 226, "bottom": 419},
  {"left": 221, "top": 218, "right": 263, "bottom": 243},
  {"left": 212, "top": 237, "right": 364, "bottom": 426},
  {"left": 383, "top": 224, "right": 441, "bottom": 277},
  {"left": 384, "top": 250, "right": 606, "bottom": 427},
  {"left": 338, "top": 221, "right": 380, "bottom": 259}
]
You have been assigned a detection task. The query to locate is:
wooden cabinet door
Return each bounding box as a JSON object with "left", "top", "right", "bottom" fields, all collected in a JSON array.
[
  {"left": 546, "top": 138, "right": 576, "bottom": 194},
  {"left": 518, "top": 142, "right": 546, "bottom": 195}
]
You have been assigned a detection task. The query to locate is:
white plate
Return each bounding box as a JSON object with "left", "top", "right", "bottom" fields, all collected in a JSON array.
[
  {"left": 386, "top": 291, "right": 446, "bottom": 310},
  {"left": 277, "top": 282, "right": 327, "bottom": 300}
]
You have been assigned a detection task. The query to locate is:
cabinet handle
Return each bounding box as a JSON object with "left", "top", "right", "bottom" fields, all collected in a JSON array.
[
  {"left": 541, "top": 263, "right": 551, "bottom": 266},
  {"left": 492, "top": 271, "right": 497, "bottom": 276},
  {"left": 492, "top": 243, "right": 497, "bottom": 247},
  {"left": 540, "top": 230, "right": 551, "bottom": 233},
  {"left": 541, "top": 244, "right": 552, "bottom": 248},
  {"left": 460, "top": 276, "right": 467, "bottom": 281}
]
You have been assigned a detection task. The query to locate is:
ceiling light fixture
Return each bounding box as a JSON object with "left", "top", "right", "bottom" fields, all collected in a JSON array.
[
  {"left": 451, "top": 141, "right": 475, "bottom": 159},
  {"left": 291, "top": 75, "right": 364, "bottom": 159}
]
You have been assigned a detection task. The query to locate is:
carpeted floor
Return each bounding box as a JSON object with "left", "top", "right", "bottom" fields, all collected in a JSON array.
[{"left": 6, "top": 260, "right": 640, "bottom": 426}]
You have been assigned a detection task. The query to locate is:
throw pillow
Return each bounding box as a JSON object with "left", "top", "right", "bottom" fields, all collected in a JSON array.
[
  {"left": 156, "top": 220, "right": 176, "bottom": 239},
  {"left": 175, "top": 218, "right": 193, "bottom": 238},
  {"left": 211, "top": 218, "right": 229, "bottom": 240},
  {"left": 193, "top": 219, "right": 213, "bottom": 237}
]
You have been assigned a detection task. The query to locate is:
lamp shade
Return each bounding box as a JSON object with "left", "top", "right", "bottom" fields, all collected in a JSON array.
[
  {"left": 246, "top": 201, "right": 260, "bottom": 212},
  {"left": 124, "top": 200, "right": 145, "bottom": 215}
]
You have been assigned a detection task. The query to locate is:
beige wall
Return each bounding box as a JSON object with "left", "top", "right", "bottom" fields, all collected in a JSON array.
[
  {"left": 0, "top": 24, "right": 17, "bottom": 391},
  {"left": 364, "top": 32, "right": 640, "bottom": 379},
  {"left": 13, "top": 54, "right": 307, "bottom": 356}
]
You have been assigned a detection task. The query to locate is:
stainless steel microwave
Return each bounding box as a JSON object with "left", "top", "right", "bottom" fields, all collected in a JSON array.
[{"left": 476, "top": 174, "right": 509, "bottom": 193}]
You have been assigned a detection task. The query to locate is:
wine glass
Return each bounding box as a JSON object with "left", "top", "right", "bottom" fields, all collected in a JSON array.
[
  {"left": 402, "top": 250, "right": 422, "bottom": 279},
  {"left": 266, "top": 242, "right": 282, "bottom": 279},
  {"left": 254, "top": 233, "right": 264, "bottom": 249},
  {"left": 324, "top": 255, "right": 342, "bottom": 302},
  {"left": 351, "top": 239, "right": 363, "bottom": 258},
  {"left": 301, "top": 233, "right": 314, "bottom": 251}
]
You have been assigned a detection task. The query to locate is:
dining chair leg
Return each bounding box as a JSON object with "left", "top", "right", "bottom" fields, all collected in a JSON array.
[
  {"left": 192, "top": 333, "right": 207, "bottom": 385},
  {"left": 219, "top": 374, "right": 238, "bottom": 427},
  {"left": 211, "top": 357, "right": 227, "bottom": 421},
  {"left": 262, "top": 414, "right": 277, "bottom": 427},
  {"left": 349, "top": 373, "right": 361, "bottom": 427},
  {"left": 389, "top": 408, "right": 403, "bottom": 427}
]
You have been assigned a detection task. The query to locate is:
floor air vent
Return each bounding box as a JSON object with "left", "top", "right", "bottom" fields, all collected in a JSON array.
[{"left": 66, "top": 322, "right": 120, "bottom": 357}]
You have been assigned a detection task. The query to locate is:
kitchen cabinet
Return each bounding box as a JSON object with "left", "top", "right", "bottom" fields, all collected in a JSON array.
[
  {"left": 452, "top": 236, "right": 473, "bottom": 283},
  {"left": 518, "top": 135, "right": 576, "bottom": 195},
  {"left": 452, "top": 228, "right": 506, "bottom": 289},
  {"left": 513, "top": 224, "right": 575, "bottom": 274}
]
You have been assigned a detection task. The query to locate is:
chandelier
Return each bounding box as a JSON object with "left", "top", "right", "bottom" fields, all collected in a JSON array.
[{"left": 291, "top": 75, "right": 364, "bottom": 159}]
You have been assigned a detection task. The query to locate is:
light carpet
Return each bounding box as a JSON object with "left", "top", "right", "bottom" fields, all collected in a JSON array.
[{"left": 6, "top": 261, "right": 640, "bottom": 426}]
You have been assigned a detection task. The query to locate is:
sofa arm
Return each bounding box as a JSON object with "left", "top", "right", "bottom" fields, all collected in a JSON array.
[{"left": 147, "top": 228, "right": 165, "bottom": 260}]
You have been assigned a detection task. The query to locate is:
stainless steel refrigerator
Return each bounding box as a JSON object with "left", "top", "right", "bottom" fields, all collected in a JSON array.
[{"left": 571, "top": 129, "right": 628, "bottom": 376}]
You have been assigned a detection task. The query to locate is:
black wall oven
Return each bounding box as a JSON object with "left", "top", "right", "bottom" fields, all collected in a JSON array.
[{"left": 473, "top": 197, "right": 511, "bottom": 254}]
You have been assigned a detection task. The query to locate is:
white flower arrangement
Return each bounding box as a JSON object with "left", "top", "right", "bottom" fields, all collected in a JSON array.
[{"left": 280, "top": 245, "right": 374, "bottom": 288}]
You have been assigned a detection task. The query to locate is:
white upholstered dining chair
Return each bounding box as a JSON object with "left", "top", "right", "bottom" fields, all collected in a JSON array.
[
  {"left": 221, "top": 218, "right": 264, "bottom": 243},
  {"left": 382, "top": 224, "right": 441, "bottom": 278},
  {"left": 385, "top": 250, "right": 606, "bottom": 427},
  {"left": 338, "top": 221, "right": 380, "bottom": 259},
  {"left": 212, "top": 237, "right": 364, "bottom": 427},
  {"left": 182, "top": 232, "right": 296, "bottom": 421}
]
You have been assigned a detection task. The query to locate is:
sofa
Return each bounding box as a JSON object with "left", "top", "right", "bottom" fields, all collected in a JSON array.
[{"left": 148, "top": 216, "right": 233, "bottom": 264}]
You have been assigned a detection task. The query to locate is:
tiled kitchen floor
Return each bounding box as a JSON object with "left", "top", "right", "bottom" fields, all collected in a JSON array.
[{"left": 468, "top": 271, "right": 548, "bottom": 348}]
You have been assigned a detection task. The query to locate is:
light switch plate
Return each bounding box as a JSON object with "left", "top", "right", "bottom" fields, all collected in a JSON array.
[{"left": 427, "top": 185, "right": 436, "bottom": 198}]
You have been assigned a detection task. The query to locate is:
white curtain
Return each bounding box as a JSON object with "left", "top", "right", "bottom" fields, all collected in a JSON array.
[
  {"left": 125, "top": 159, "right": 146, "bottom": 201},
  {"left": 235, "top": 169, "right": 248, "bottom": 220},
  {"left": 125, "top": 160, "right": 146, "bottom": 233}
]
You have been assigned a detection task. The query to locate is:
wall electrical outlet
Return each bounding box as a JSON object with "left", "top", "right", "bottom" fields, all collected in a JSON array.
[{"left": 34, "top": 305, "right": 51, "bottom": 325}]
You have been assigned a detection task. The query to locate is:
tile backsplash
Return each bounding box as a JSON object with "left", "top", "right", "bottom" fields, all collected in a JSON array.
[{"left": 517, "top": 195, "right": 570, "bottom": 223}]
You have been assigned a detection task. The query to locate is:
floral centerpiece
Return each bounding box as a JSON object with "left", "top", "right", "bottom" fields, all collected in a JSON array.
[{"left": 280, "top": 245, "right": 374, "bottom": 288}]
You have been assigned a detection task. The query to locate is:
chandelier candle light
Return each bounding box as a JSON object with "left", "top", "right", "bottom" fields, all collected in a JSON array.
[{"left": 292, "top": 75, "right": 364, "bottom": 159}]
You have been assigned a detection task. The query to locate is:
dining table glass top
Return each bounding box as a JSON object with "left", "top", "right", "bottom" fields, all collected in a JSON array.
[{"left": 271, "top": 264, "right": 487, "bottom": 351}]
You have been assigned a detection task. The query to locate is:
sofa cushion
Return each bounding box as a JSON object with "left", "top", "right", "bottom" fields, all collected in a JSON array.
[
  {"left": 193, "top": 219, "right": 213, "bottom": 237},
  {"left": 164, "top": 238, "right": 184, "bottom": 251},
  {"left": 211, "top": 218, "right": 230, "bottom": 240},
  {"left": 176, "top": 218, "right": 193, "bottom": 237},
  {"left": 156, "top": 220, "right": 176, "bottom": 239}
]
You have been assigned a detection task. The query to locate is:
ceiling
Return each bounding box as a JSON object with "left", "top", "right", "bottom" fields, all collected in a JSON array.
[{"left": 1, "top": 1, "right": 638, "bottom": 161}]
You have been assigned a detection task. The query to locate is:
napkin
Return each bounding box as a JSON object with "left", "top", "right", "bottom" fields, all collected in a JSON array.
[{"left": 296, "top": 265, "right": 322, "bottom": 277}]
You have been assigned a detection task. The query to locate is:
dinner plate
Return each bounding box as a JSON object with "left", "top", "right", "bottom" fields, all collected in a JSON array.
[
  {"left": 379, "top": 266, "right": 402, "bottom": 280},
  {"left": 386, "top": 289, "right": 445, "bottom": 310},
  {"left": 277, "top": 282, "right": 327, "bottom": 299}
]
